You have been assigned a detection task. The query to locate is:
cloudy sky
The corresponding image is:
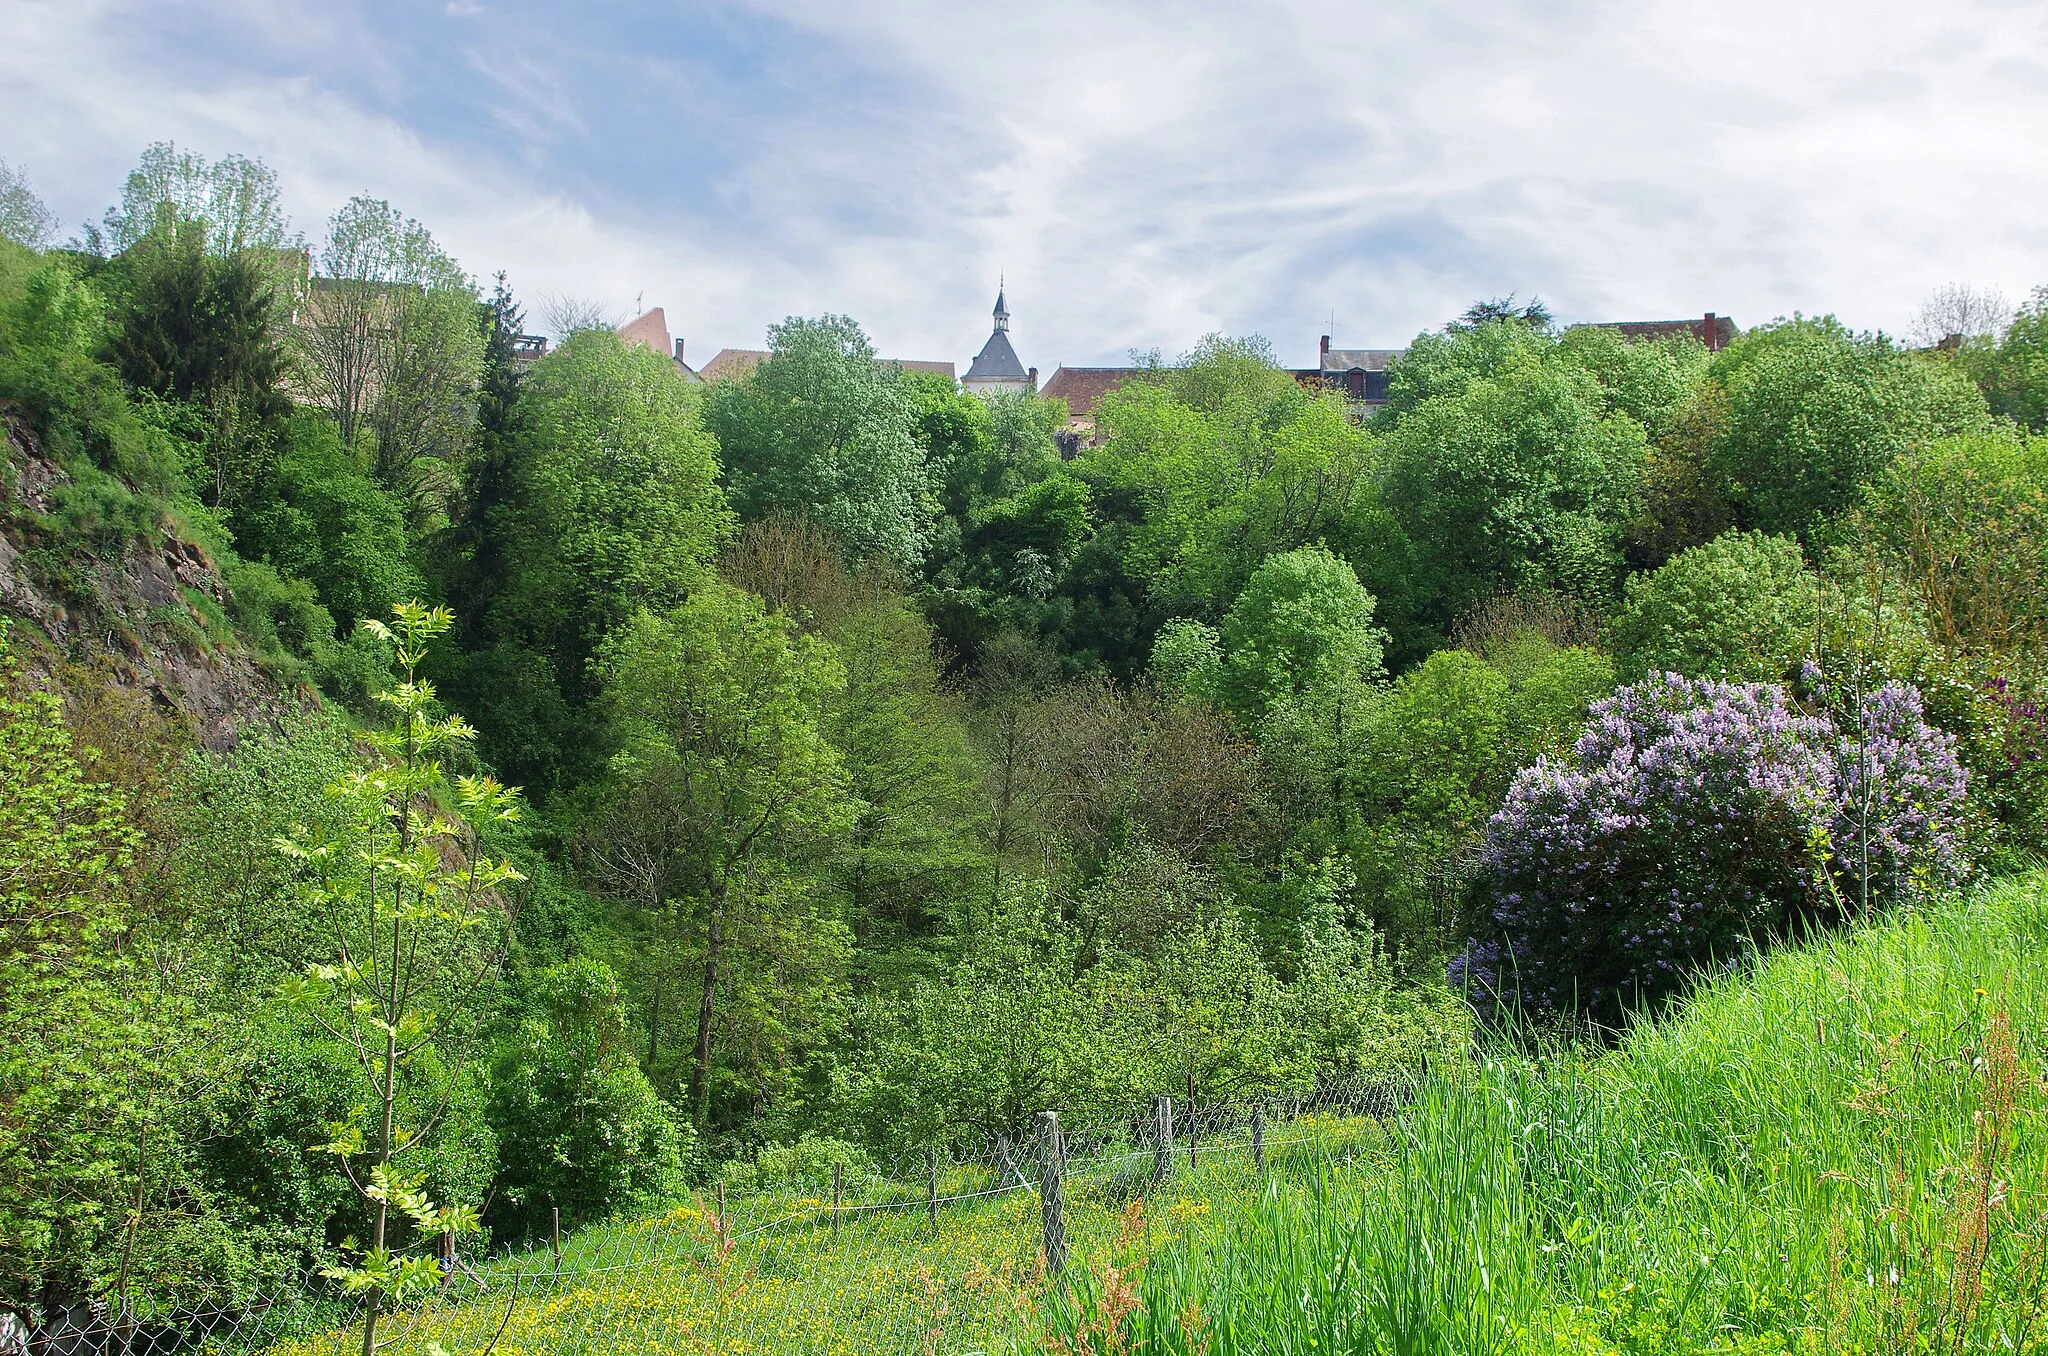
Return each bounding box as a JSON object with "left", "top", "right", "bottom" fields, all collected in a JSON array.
[{"left": 3, "top": 0, "right": 2044, "bottom": 369}]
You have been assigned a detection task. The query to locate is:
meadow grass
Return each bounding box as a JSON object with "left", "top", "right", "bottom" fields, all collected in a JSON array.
[
  {"left": 265, "top": 873, "right": 2048, "bottom": 1355},
  {"left": 1050, "top": 872, "right": 2048, "bottom": 1354},
  {"left": 261, "top": 1115, "right": 1388, "bottom": 1356}
]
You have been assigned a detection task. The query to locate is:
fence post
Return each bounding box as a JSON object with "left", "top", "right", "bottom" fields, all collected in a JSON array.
[
  {"left": 1251, "top": 1105, "right": 1264, "bottom": 1173},
  {"left": 550, "top": 1207, "right": 561, "bottom": 1281},
  {"left": 926, "top": 1147, "right": 940, "bottom": 1229},
  {"left": 716, "top": 1182, "right": 728, "bottom": 1254},
  {"left": 832, "top": 1162, "right": 844, "bottom": 1236},
  {"left": 1039, "top": 1111, "right": 1067, "bottom": 1277},
  {"left": 998, "top": 1135, "right": 1014, "bottom": 1187},
  {"left": 1152, "top": 1095, "right": 1174, "bottom": 1183}
]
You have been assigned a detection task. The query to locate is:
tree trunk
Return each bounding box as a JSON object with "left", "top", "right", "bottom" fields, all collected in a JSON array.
[{"left": 690, "top": 891, "right": 726, "bottom": 1130}]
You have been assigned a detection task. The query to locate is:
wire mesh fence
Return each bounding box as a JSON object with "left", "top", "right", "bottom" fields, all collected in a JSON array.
[{"left": 8, "top": 1078, "right": 1414, "bottom": 1356}]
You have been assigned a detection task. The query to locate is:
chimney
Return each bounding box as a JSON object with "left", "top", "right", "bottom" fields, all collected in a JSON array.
[
  {"left": 1027, "top": 366, "right": 1038, "bottom": 392},
  {"left": 674, "top": 337, "right": 686, "bottom": 363},
  {"left": 1320, "top": 334, "right": 1331, "bottom": 365},
  {"left": 1703, "top": 312, "right": 1718, "bottom": 352}
]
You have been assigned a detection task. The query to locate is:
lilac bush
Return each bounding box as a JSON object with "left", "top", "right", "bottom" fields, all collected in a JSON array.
[{"left": 1457, "top": 673, "right": 1968, "bottom": 1019}]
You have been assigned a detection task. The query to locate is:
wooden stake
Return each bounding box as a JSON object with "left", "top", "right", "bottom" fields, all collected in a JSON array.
[{"left": 1039, "top": 1111, "right": 1067, "bottom": 1277}]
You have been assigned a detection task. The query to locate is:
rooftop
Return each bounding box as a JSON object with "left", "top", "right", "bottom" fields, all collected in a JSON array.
[
  {"left": 964, "top": 328, "right": 1028, "bottom": 383},
  {"left": 1041, "top": 366, "right": 1147, "bottom": 420}
]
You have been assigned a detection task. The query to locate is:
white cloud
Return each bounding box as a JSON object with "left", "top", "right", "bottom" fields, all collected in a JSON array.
[{"left": 2, "top": 0, "right": 2044, "bottom": 368}]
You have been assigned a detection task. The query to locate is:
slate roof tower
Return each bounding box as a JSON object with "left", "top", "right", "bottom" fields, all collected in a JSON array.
[{"left": 963, "top": 283, "right": 1034, "bottom": 394}]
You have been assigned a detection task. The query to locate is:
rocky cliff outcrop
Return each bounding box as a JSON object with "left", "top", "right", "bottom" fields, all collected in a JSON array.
[{"left": 1, "top": 403, "right": 311, "bottom": 747}]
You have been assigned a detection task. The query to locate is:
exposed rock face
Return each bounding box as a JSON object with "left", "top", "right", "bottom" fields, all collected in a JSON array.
[{"left": 2, "top": 404, "right": 311, "bottom": 748}]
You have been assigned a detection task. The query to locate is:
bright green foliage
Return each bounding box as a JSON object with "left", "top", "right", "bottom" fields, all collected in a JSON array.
[
  {"left": 458, "top": 329, "right": 730, "bottom": 790},
  {"left": 274, "top": 602, "right": 523, "bottom": 1355},
  {"left": 1613, "top": 529, "right": 1818, "bottom": 682},
  {"left": 1958, "top": 286, "right": 2048, "bottom": 431},
  {"left": 1382, "top": 331, "right": 1651, "bottom": 618},
  {"left": 851, "top": 887, "right": 1113, "bottom": 1147},
  {"left": 819, "top": 583, "right": 986, "bottom": 961},
  {"left": 706, "top": 314, "right": 936, "bottom": 569},
  {"left": 1216, "top": 545, "right": 1386, "bottom": 723},
  {"left": 593, "top": 584, "right": 853, "bottom": 1129},
  {"left": 91, "top": 142, "right": 291, "bottom": 259},
  {"left": 1858, "top": 430, "right": 2048, "bottom": 657},
  {"left": 1138, "top": 914, "right": 1300, "bottom": 1099},
  {"left": 1556, "top": 324, "right": 1709, "bottom": 440},
  {"left": 293, "top": 197, "right": 483, "bottom": 522},
  {"left": 1342, "top": 642, "right": 1616, "bottom": 950},
  {"left": 1150, "top": 618, "right": 1224, "bottom": 698},
  {"left": 1064, "top": 874, "right": 2048, "bottom": 1354},
  {"left": 0, "top": 632, "right": 147, "bottom": 1302},
  {"left": 236, "top": 413, "right": 424, "bottom": 631},
  {"left": 488, "top": 959, "right": 690, "bottom": 1238},
  {"left": 1707, "top": 316, "right": 1988, "bottom": 537},
  {"left": 905, "top": 372, "right": 1061, "bottom": 524},
  {"left": 0, "top": 254, "right": 184, "bottom": 502}
]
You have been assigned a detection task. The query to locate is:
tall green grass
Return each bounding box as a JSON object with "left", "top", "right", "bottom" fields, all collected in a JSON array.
[{"left": 1047, "top": 874, "right": 2048, "bottom": 1355}]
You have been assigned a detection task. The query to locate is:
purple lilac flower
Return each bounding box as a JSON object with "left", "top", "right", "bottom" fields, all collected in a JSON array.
[{"left": 1457, "top": 673, "right": 1970, "bottom": 1022}]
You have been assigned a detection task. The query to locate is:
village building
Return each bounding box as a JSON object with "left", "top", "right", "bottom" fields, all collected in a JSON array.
[
  {"left": 1574, "top": 311, "right": 1738, "bottom": 351},
  {"left": 1295, "top": 337, "right": 1404, "bottom": 413},
  {"left": 961, "top": 287, "right": 1037, "bottom": 395},
  {"left": 616, "top": 306, "right": 699, "bottom": 380}
]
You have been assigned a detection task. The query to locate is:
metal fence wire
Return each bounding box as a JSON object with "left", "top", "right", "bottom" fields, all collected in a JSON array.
[{"left": 7, "top": 1078, "right": 1414, "bottom": 1356}]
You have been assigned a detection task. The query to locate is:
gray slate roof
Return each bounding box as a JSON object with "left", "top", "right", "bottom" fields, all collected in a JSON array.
[
  {"left": 965, "top": 328, "right": 1028, "bottom": 382},
  {"left": 1322, "top": 348, "right": 1404, "bottom": 373}
]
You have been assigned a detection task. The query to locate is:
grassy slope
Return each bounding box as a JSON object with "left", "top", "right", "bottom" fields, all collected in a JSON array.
[
  {"left": 1086, "top": 873, "right": 2048, "bottom": 1355},
  {"left": 258, "top": 874, "right": 2048, "bottom": 1356}
]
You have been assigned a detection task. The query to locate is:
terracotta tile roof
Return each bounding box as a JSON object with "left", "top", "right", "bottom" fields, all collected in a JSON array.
[
  {"left": 1041, "top": 366, "right": 1147, "bottom": 420},
  {"left": 700, "top": 348, "right": 769, "bottom": 382},
  {"left": 882, "top": 359, "right": 958, "bottom": 379},
  {"left": 702, "top": 349, "right": 954, "bottom": 383},
  {"left": 616, "top": 307, "right": 672, "bottom": 354}
]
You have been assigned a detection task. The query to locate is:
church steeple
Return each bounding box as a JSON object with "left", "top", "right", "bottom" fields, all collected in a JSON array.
[{"left": 964, "top": 276, "right": 1030, "bottom": 394}]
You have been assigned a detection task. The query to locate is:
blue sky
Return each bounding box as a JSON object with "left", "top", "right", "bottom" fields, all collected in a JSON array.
[{"left": 4, "top": 0, "right": 2045, "bottom": 369}]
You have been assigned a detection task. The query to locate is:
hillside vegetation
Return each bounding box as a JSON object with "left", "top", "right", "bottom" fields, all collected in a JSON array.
[{"left": 2, "top": 146, "right": 2047, "bottom": 1349}]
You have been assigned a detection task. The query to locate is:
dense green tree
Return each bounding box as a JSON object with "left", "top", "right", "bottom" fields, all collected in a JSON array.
[
  {"left": 1958, "top": 287, "right": 2048, "bottom": 432},
  {"left": 1706, "top": 317, "right": 1988, "bottom": 538},
  {"left": 1382, "top": 339, "right": 1650, "bottom": 620},
  {"left": 487, "top": 959, "right": 690, "bottom": 1238},
  {"left": 105, "top": 217, "right": 291, "bottom": 507},
  {"left": 90, "top": 142, "right": 291, "bottom": 259},
  {"left": 459, "top": 329, "right": 730, "bottom": 792},
  {"left": 590, "top": 585, "right": 853, "bottom": 1128},
  {"left": 1216, "top": 545, "right": 1387, "bottom": 724},
  {"left": 1858, "top": 431, "right": 2048, "bottom": 657},
  {"left": 236, "top": 413, "right": 424, "bottom": 631},
  {"left": 1612, "top": 530, "right": 1818, "bottom": 682},
  {"left": 276, "top": 603, "right": 521, "bottom": 1356},
  {"left": 706, "top": 315, "right": 936, "bottom": 569},
  {"left": 0, "top": 633, "right": 150, "bottom": 1305}
]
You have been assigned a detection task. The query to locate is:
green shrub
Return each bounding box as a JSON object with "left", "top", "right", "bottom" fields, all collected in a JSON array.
[
  {"left": 1612, "top": 529, "right": 1817, "bottom": 682},
  {"left": 719, "top": 1135, "right": 879, "bottom": 1194},
  {"left": 488, "top": 959, "right": 692, "bottom": 1239}
]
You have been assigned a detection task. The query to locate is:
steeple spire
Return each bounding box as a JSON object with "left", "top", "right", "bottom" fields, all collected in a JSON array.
[{"left": 993, "top": 276, "right": 1009, "bottom": 333}]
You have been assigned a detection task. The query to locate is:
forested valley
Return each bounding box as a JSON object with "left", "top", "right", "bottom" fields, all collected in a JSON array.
[{"left": 4, "top": 145, "right": 2048, "bottom": 1337}]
